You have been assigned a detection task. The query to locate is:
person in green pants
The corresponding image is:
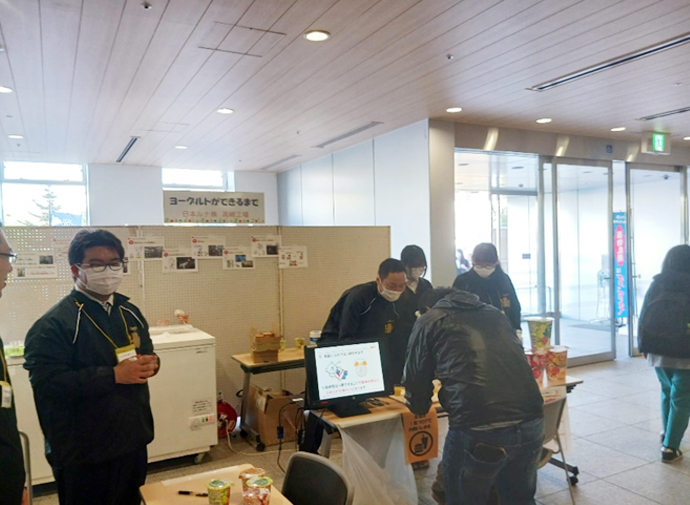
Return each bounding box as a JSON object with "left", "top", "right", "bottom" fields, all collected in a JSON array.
[{"left": 638, "top": 244, "right": 690, "bottom": 463}]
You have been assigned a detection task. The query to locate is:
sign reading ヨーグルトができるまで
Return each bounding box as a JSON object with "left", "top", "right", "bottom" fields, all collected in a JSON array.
[{"left": 164, "top": 191, "right": 265, "bottom": 224}]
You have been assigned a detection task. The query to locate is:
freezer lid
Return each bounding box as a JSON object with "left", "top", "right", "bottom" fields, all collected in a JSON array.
[{"left": 150, "top": 324, "right": 216, "bottom": 350}]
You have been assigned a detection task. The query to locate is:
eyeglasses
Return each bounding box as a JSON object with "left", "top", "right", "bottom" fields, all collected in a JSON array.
[
  {"left": 0, "top": 252, "right": 17, "bottom": 264},
  {"left": 77, "top": 260, "right": 127, "bottom": 273}
]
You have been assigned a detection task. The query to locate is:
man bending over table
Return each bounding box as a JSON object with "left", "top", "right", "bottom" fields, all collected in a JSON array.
[{"left": 403, "top": 288, "right": 544, "bottom": 505}]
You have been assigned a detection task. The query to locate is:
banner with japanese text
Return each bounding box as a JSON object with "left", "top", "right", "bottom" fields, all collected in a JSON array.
[
  {"left": 164, "top": 191, "right": 265, "bottom": 224},
  {"left": 613, "top": 212, "right": 628, "bottom": 318}
]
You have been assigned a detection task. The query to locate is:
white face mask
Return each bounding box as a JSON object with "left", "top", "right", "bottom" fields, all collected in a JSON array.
[
  {"left": 407, "top": 267, "right": 425, "bottom": 281},
  {"left": 77, "top": 267, "right": 124, "bottom": 296},
  {"left": 380, "top": 287, "right": 402, "bottom": 302},
  {"left": 474, "top": 265, "right": 496, "bottom": 278}
]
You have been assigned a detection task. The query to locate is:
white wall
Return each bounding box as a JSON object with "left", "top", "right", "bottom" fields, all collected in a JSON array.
[
  {"left": 88, "top": 164, "right": 163, "bottom": 225},
  {"left": 277, "top": 120, "right": 432, "bottom": 264},
  {"left": 233, "top": 171, "right": 279, "bottom": 225}
]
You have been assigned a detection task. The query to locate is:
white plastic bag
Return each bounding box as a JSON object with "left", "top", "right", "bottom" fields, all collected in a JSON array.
[{"left": 339, "top": 417, "right": 417, "bottom": 505}]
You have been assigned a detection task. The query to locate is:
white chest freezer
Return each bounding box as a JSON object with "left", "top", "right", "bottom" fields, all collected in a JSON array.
[{"left": 8, "top": 324, "right": 218, "bottom": 484}]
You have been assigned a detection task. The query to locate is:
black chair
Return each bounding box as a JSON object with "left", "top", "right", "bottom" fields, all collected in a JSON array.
[{"left": 281, "top": 452, "right": 354, "bottom": 505}]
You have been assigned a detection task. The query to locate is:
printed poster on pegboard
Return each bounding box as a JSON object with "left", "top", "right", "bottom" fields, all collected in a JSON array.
[{"left": 401, "top": 408, "right": 438, "bottom": 464}]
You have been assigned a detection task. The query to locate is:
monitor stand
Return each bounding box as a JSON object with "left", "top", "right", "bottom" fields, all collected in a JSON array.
[{"left": 328, "top": 401, "right": 371, "bottom": 418}]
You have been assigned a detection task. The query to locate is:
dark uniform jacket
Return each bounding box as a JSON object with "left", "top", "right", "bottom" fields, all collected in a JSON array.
[
  {"left": 0, "top": 340, "right": 25, "bottom": 505},
  {"left": 403, "top": 291, "right": 543, "bottom": 429},
  {"left": 24, "top": 290, "right": 155, "bottom": 468},
  {"left": 452, "top": 266, "right": 522, "bottom": 330},
  {"left": 321, "top": 281, "right": 413, "bottom": 384}
]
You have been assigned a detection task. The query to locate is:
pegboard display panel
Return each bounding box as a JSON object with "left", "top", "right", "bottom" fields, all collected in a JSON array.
[
  {"left": 0, "top": 226, "right": 140, "bottom": 342},
  {"left": 0, "top": 225, "right": 390, "bottom": 410},
  {"left": 279, "top": 226, "right": 391, "bottom": 342},
  {"left": 136, "top": 226, "right": 282, "bottom": 402}
]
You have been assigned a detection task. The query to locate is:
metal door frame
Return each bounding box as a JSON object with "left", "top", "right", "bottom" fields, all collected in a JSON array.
[
  {"left": 552, "top": 157, "right": 616, "bottom": 366},
  {"left": 625, "top": 162, "right": 688, "bottom": 357}
]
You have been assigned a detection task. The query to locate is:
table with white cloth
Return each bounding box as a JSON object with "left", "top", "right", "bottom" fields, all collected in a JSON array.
[{"left": 314, "top": 375, "right": 583, "bottom": 505}]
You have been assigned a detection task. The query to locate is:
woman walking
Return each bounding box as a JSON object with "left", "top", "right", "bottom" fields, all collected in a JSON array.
[{"left": 639, "top": 244, "right": 690, "bottom": 462}]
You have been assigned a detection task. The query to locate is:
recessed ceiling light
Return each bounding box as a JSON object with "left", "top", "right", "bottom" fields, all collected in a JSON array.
[
  {"left": 8, "top": 134, "right": 23, "bottom": 139},
  {"left": 174, "top": 145, "right": 188, "bottom": 150},
  {"left": 0, "top": 86, "right": 12, "bottom": 93},
  {"left": 684, "top": 136, "right": 690, "bottom": 141},
  {"left": 610, "top": 126, "right": 626, "bottom": 132},
  {"left": 446, "top": 107, "right": 463, "bottom": 113},
  {"left": 216, "top": 108, "right": 234, "bottom": 114},
  {"left": 536, "top": 118, "right": 552, "bottom": 124},
  {"left": 303, "top": 30, "right": 331, "bottom": 42}
]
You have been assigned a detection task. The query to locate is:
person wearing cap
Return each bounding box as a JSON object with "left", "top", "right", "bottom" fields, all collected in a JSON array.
[
  {"left": 452, "top": 243, "right": 522, "bottom": 332},
  {"left": 0, "top": 224, "right": 28, "bottom": 505},
  {"left": 24, "top": 229, "right": 159, "bottom": 505}
]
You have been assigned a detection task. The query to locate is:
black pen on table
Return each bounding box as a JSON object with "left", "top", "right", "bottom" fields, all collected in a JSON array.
[{"left": 177, "top": 490, "right": 208, "bottom": 497}]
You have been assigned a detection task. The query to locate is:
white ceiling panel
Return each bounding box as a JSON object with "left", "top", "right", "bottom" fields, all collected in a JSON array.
[{"left": 0, "top": 0, "right": 688, "bottom": 171}]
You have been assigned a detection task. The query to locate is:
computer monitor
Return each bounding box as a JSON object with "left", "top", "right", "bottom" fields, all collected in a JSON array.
[{"left": 305, "top": 338, "right": 394, "bottom": 418}]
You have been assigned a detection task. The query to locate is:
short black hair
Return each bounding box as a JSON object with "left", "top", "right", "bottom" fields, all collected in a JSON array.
[
  {"left": 400, "top": 245, "right": 427, "bottom": 268},
  {"left": 472, "top": 243, "right": 499, "bottom": 264},
  {"left": 419, "top": 287, "right": 456, "bottom": 313},
  {"left": 68, "top": 229, "right": 125, "bottom": 265},
  {"left": 662, "top": 244, "right": 690, "bottom": 274},
  {"left": 378, "top": 258, "right": 405, "bottom": 279}
]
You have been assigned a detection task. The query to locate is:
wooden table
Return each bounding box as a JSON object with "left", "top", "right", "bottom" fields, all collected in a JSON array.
[
  {"left": 140, "top": 464, "right": 292, "bottom": 504},
  {"left": 231, "top": 348, "right": 305, "bottom": 451}
]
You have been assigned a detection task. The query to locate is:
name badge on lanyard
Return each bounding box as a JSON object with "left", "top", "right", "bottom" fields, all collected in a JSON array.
[
  {"left": 115, "top": 344, "right": 137, "bottom": 363},
  {"left": 1, "top": 381, "right": 12, "bottom": 409}
]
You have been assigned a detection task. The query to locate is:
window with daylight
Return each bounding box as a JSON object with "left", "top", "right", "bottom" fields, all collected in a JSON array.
[
  {"left": 162, "top": 168, "right": 235, "bottom": 192},
  {"left": 0, "top": 161, "right": 88, "bottom": 226}
]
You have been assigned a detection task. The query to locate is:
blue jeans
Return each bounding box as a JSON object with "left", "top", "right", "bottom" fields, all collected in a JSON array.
[
  {"left": 443, "top": 417, "right": 544, "bottom": 505},
  {"left": 656, "top": 367, "right": 690, "bottom": 450}
]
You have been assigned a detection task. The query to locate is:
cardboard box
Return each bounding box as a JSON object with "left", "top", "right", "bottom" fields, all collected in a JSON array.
[
  {"left": 252, "top": 350, "right": 279, "bottom": 363},
  {"left": 244, "top": 385, "right": 300, "bottom": 447},
  {"left": 251, "top": 333, "right": 282, "bottom": 352}
]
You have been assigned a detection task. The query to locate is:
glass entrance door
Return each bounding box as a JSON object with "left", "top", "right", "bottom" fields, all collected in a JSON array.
[
  {"left": 626, "top": 164, "right": 687, "bottom": 355},
  {"left": 552, "top": 158, "right": 615, "bottom": 365}
]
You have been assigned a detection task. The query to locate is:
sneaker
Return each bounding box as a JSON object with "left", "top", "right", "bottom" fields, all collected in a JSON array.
[{"left": 661, "top": 447, "right": 683, "bottom": 463}]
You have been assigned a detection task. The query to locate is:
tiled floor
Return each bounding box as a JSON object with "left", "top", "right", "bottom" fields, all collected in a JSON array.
[{"left": 32, "top": 356, "right": 690, "bottom": 504}]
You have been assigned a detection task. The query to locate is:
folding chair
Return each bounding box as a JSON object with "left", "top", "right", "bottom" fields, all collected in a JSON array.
[{"left": 539, "top": 397, "right": 575, "bottom": 504}]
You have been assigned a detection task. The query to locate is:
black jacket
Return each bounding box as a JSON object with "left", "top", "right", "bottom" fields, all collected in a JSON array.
[
  {"left": 24, "top": 290, "right": 155, "bottom": 467},
  {"left": 321, "top": 281, "right": 414, "bottom": 384},
  {"left": 638, "top": 271, "right": 690, "bottom": 358},
  {"left": 452, "top": 267, "right": 522, "bottom": 330},
  {"left": 0, "top": 340, "right": 25, "bottom": 505},
  {"left": 403, "top": 291, "right": 543, "bottom": 429}
]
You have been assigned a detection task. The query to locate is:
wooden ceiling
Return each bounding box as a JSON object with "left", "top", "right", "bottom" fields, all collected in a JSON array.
[{"left": 0, "top": 0, "right": 689, "bottom": 173}]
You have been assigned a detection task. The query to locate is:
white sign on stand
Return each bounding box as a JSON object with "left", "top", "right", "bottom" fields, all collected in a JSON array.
[{"left": 164, "top": 191, "right": 265, "bottom": 224}]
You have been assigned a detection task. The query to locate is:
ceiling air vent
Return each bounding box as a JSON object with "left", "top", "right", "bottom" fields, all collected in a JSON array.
[
  {"left": 530, "top": 32, "right": 690, "bottom": 91},
  {"left": 259, "top": 154, "right": 301, "bottom": 171},
  {"left": 637, "top": 106, "right": 690, "bottom": 121},
  {"left": 314, "top": 122, "right": 383, "bottom": 149},
  {"left": 116, "top": 136, "right": 140, "bottom": 163}
]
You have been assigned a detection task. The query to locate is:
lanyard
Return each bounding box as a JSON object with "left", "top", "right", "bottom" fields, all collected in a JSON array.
[
  {"left": 0, "top": 349, "right": 7, "bottom": 382},
  {"left": 74, "top": 300, "right": 134, "bottom": 349}
]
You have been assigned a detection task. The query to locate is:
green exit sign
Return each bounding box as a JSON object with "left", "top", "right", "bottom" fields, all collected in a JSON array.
[
  {"left": 641, "top": 132, "right": 670, "bottom": 155},
  {"left": 652, "top": 133, "right": 665, "bottom": 152}
]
